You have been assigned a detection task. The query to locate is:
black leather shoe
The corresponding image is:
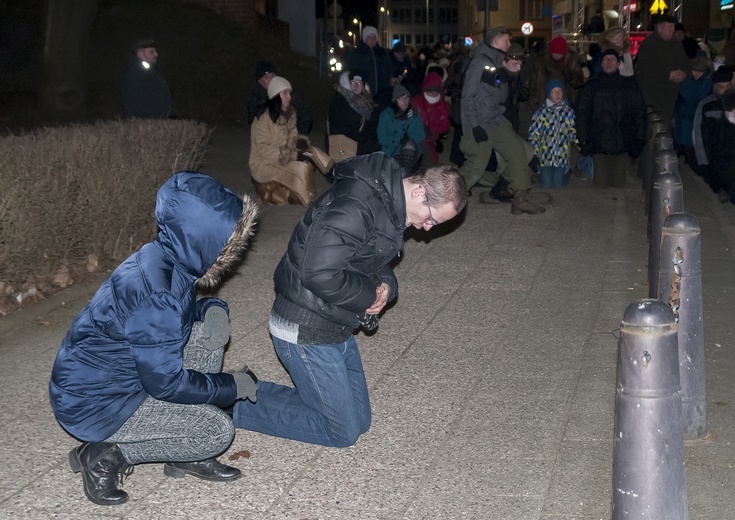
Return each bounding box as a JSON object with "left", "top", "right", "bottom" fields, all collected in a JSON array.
[
  {"left": 164, "top": 458, "right": 242, "bottom": 482},
  {"left": 69, "top": 442, "right": 130, "bottom": 506}
]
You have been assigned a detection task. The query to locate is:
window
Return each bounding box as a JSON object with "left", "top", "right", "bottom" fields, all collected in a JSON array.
[
  {"left": 405, "top": 34, "right": 412, "bottom": 44},
  {"left": 520, "top": 0, "right": 543, "bottom": 20}
]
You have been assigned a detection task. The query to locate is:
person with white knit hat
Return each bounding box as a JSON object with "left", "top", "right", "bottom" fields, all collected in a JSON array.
[
  {"left": 249, "top": 76, "right": 318, "bottom": 206},
  {"left": 347, "top": 25, "right": 392, "bottom": 109}
]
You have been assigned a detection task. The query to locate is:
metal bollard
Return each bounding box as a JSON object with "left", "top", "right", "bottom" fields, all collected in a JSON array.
[
  {"left": 642, "top": 127, "right": 673, "bottom": 210},
  {"left": 637, "top": 111, "right": 662, "bottom": 182},
  {"left": 612, "top": 300, "right": 688, "bottom": 520},
  {"left": 657, "top": 213, "right": 707, "bottom": 439},
  {"left": 647, "top": 133, "right": 676, "bottom": 204},
  {"left": 648, "top": 169, "right": 683, "bottom": 298},
  {"left": 647, "top": 148, "right": 680, "bottom": 239}
]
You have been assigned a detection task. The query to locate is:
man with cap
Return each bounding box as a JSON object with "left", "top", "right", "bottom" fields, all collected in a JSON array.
[
  {"left": 389, "top": 40, "right": 419, "bottom": 96},
  {"left": 693, "top": 67, "right": 735, "bottom": 189},
  {"left": 460, "top": 25, "right": 545, "bottom": 214},
  {"left": 122, "top": 38, "right": 175, "bottom": 119},
  {"left": 348, "top": 26, "right": 392, "bottom": 109},
  {"left": 246, "top": 60, "right": 313, "bottom": 135},
  {"left": 674, "top": 23, "right": 700, "bottom": 59},
  {"left": 635, "top": 13, "right": 691, "bottom": 128},
  {"left": 575, "top": 49, "right": 647, "bottom": 188}
]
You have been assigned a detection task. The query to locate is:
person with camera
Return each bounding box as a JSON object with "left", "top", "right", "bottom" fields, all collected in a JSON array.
[
  {"left": 460, "top": 26, "right": 544, "bottom": 214},
  {"left": 230, "top": 153, "right": 467, "bottom": 447}
]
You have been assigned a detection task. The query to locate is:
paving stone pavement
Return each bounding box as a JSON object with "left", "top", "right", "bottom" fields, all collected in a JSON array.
[{"left": 1, "top": 125, "right": 734, "bottom": 519}]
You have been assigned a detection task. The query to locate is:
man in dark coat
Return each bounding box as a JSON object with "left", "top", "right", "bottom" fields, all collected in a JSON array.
[
  {"left": 635, "top": 14, "right": 691, "bottom": 128},
  {"left": 231, "top": 153, "right": 467, "bottom": 447},
  {"left": 575, "top": 50, "right": 647, "bottom": 188},
  {"left": 50, "top": 172, "right": 258, "bottom": 505},
  {"left": 122, "top": 38, "right": 175, "bottom": 119},
  {"left": 704, "top": 89, "right": 735, "bottom": 202},
  {"left": 388, "top": 40, "right": 419, "bottom": 96},
  {"left": 348, "top": 26, "right": 393, "bottom": 109},
  {"left": 246, "top": 60, "right": 313, "bottom": 135}
]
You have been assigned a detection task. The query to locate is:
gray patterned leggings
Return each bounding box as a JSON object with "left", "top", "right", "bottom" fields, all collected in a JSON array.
[{"left": 105, "top": 322, "right": 234, "bottom": 465}]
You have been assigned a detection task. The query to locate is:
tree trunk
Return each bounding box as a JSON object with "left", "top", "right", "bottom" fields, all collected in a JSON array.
[{"left": 40, "top": 0, "right": 98, "bottom": 117}]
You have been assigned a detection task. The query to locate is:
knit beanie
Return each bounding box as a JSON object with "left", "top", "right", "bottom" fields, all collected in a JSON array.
[
  {"left": 546, "top": 79, "right": 564, "bottom": 99},
  {"left": 550, "top": 36, "right": 567, "bottom": 55},
  {"left": 712, "top": 68, "right": 734, "bottom": 84},
  {"left": 601, "top": 48, "right": 621, "bottom": 62},
  {"left": 255, "top": 60, "right": 275, "bottom": 80},
  {"left": 392, "top": 84, "right": 410, "bottom": 102},
  {"left": 267, "top": 76, "right": 291, "bottom": 100},
  {"left": 363, "top": 26, "right": 378, "bottom": 43}
]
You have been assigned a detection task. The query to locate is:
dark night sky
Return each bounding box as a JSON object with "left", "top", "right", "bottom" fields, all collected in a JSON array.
[{"left": 316, "top": 0, "right": 379, "bottom": 27}]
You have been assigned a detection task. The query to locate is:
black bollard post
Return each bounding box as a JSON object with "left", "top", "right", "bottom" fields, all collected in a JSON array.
[
  {"left": 646, "top": 133, "right": 676, "bottom": 209},
  {"left": 657, "top": 213, "right": 707, "bottom": 440},
  {"left": 612, "top": 300, "right": 688, "bottom": 520},
  {"left": 647, "top": 148, "right": 680, "bottom": 240},
  {"left": 640, "top": 119, "right": 668, "bottom": 192},
  {"left": 648, "top": 168, "right": 683, "bottom": 298}
]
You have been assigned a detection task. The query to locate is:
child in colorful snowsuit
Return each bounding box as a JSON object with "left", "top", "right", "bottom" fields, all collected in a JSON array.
[{"left": 528, "top": 79, "right": 577, "bottom": 189}]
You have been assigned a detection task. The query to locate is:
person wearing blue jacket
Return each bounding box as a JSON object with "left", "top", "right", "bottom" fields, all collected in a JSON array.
[
  {"left": 49, "top": 172, "right": 258, "bottom": 506},
  {"left": 377, "top": 84, "right": 426, "bottom": 164},
  {"left": 674, "top": 57, "right": 713, "bottom": 169}
]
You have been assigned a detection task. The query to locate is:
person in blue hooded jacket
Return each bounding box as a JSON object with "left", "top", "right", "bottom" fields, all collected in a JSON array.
[{"left": 49, "top": 172, "right": 258, "bottom": 506}]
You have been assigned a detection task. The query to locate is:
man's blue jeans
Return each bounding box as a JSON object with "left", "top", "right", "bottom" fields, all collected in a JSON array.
[{"left": 232, "top": 336, "right": 371, "bottom": 447}]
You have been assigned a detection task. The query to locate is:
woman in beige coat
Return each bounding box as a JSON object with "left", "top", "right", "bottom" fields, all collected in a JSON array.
[{"left": 249, "top": 76, "right": 316, "bottom": 206}]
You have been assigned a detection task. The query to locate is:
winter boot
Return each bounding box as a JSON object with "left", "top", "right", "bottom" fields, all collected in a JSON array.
[
  {"left": 511, "top": 189, "right": 546, "bottom": 215},
  {"left": 68, "top": 442, "right": 130, "bottom": 506},
  {"left": 482, "top": 176, "right": 513, "bottom": 203},
  {"left": 164, "top": 458, "right": 242, "bottom": 482}
]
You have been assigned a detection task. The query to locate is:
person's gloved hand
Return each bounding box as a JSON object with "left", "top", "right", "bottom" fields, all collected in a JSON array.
[
  {"left": 358, "top": 312, "right": 380, "bottom": 332},
  {"left": 472, "top": 126, "right": 488, "bottom": 143},
  {"left": 629, "top": 139, "right": 645, "bottom": 159},
  {"left": 231, "top": 366, "right": 258, "bottom": 403},
  {"left": 202, "top": 306, "right": 230, "bottom": 351},
  {"left": 397, "top": 139, "right": 419, "bottom": 170}
]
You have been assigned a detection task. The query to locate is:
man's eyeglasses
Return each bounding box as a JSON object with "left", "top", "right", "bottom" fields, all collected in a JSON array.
[{"left": 425, "top": 195, "right": 438, "bottom": 227}]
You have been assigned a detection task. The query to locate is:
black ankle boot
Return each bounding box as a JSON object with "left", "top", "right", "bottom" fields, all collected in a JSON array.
[
  {"left": 487, "top": 176, "right": 513, "bottom": 203},
  {"left": 69, "top": 442, "right": 131, "bottom": 506},
  {"left": 164, "top": 458, "right": 242, "bottom": 482}
]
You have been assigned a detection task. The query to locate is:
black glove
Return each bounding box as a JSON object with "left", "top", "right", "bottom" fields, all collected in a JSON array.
[
  {"left": 397, "top": 139, "right": 419, "bottom": 170},
  {"left": 231, "top": 366, "right": 258, "bottom": 403},
  {"left": 480, "top": 66, "right": 501, "bottom": 87},
  {"left": 472, "top": 126, "right": 488, "bottom": 143},
  {"left": 629, "top": 139, "right": 645, "bottom": 159},
  {"left": 359, "top": 312, "right": 380, "bottom": 332},
  {"left": 435, "top": 138, "right": 444, "bottom": 154},
  {"left": 294, "top": 137, "right": 309, "bottom": 152},
  {"left": 201, "top": 306, "right": 230, "bottom": 351}
]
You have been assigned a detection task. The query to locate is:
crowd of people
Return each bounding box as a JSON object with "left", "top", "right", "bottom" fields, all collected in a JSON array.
[{"left": 52, "top": 15, "right": 735, "bottom": 506}]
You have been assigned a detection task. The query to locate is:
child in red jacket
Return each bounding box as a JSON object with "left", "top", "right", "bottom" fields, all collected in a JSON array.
[{"left": 411, "top": 71, "right": 450, "bottom": 165}]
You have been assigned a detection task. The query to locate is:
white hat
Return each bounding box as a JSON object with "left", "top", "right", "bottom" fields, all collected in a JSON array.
[
  {"left": 267, "top": 76, "right": 292, "bottom": 100},
  {"left": 362, "top": 26, "right": 378, "bottom": 43}
]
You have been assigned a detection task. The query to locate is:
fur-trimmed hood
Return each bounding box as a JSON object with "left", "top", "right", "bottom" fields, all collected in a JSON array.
[
  {"left": 155, "top": 171, "right": 258, "bottom": 290},
  {"left": 599, "top": 27, "right": 632, "bottom": 53}
]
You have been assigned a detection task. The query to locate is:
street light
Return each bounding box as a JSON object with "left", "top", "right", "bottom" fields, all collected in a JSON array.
[
  {"left": 353, "top": 17, "right": 362, "bottom": 42},
  {"left": 348, "top": 30, "right": 355, "bottom": 46}
]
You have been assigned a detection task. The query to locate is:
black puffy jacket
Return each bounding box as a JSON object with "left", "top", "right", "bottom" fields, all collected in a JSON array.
[
  {"left": 574, "top": 71, "right": 647, "bottom": 155},
  {"left": 273, "top": 152, "right": 405, "bottom": 329}
]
